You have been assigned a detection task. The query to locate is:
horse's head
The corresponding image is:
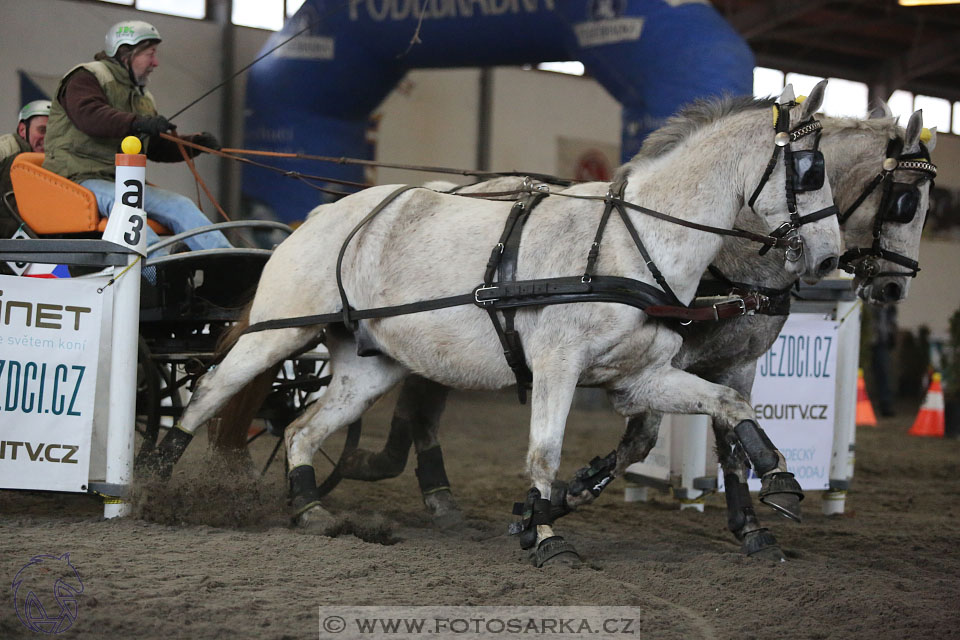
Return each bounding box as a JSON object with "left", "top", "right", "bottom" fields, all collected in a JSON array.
[
  {"left": 829, "top": 109, "right": 936, "bottom": 304},
  {"left": 746, "top": 80, "right": 841, "bottom": 284}
]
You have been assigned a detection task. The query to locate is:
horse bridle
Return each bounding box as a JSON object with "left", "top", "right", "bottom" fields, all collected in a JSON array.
[
  {"left": 837, "top": 138, "right": 937, "bottom": 281},
  {"left": 747, "top": 101, "right": 838, "bottom": 262}
]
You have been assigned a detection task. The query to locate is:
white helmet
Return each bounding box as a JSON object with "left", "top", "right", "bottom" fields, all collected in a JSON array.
[
  {"left": 105, "top": 20, "right": 162, "bottom": 57},
  {"left": 18, "top": 99, "right": 51, "bottom": 124}
]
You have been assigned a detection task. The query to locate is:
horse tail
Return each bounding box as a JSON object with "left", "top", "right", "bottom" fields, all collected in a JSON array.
[{"left": 207, "top": 302, "right": 280, "bottom": 452}]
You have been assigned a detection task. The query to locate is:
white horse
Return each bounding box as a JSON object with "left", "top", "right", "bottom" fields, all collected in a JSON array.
[
  {"left": 553, "top": 108, "right": 938, "bottom": 560},
  {"left": 151, "top": 84, "right": 841, "bottom": 565},
  {"left": 331, "top": 108, "right": 937, "bottom": 559}
]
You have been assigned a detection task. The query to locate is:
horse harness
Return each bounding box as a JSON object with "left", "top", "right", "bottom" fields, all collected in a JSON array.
[
  {"left": 242, "top": 103, "right": 832, "bottom": 401},
  {"left": 837, "top": 137, "right": 937, "bottom": 281},
  {"left": 747, "top": 101, "right": 839, "bottom": 261}
]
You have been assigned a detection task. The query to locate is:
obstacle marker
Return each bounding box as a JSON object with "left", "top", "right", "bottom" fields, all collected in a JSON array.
[
  {"left": 855, "top": 368, "right": 877, "bottom": 428},
  {"left": 908, "top": 373, "right": 945, "bottom": 438}
]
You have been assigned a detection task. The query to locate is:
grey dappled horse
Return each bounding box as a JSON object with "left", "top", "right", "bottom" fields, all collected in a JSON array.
[
  {"left": 150, "top": 86, "right": 842, "bottom": 566},
  {"left": 340, "top": 107, "right": 936, "bottom": 561}
]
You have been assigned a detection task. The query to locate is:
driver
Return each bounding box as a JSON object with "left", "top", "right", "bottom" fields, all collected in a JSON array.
[{"left": 43, "top": 20, "right": 232, "bottom": 251}]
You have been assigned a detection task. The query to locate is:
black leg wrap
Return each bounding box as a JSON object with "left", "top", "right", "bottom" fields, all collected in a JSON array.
[
  {"left": 724, "top": 474, "right": 756, "bottom": 538},
  {"left": 147, "top": 427, "right": 194, "bottom": 480},
  {"left": 508, "top": 488, "right": 553, "bottom": 550},
  {"left": 568, "top": 451, "right": 617, "bottom": 498},
  {"left": 759, "top": 472, "right": 804, "bottom": 523},
  {"left": 549, "top": 481, "right": 574, "bottom": 521},
  {"left": 733, "top": 420, "right": 779, "bottom": 474},
  {"left": 288, "top": 465, "right": 321, "bottom": 517},
  {"left": 415, "top": 446, "right": 451, "bottom": 495}
]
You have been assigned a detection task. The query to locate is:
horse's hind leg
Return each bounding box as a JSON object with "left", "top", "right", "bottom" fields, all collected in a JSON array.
[
  {"left": 284, "top": 327, "right": 406, "bottom": 527},
  {"left": 336, "top": 375, "right": 460, "bottom": 525},
  {"left": 613, "top": 363, "right": 803, "bottom": 523},
  {"left": 145, "top": 328, "right": 319, "bottom": 478}
]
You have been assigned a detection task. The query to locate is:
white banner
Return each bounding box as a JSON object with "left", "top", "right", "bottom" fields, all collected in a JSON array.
[
  {"left": 720, "top": 313, "right": 838, "bottom": 492},
  {"left": 0, "top": 275, "right": 106, "bottom": 492}
]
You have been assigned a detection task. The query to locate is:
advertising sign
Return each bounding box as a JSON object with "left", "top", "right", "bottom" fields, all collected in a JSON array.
[
  {"left": 0, "top": 275, "right": 106, "bottom": 492},
  {"left": 719, "top": 313, "right": 838, "bottom": 492}
]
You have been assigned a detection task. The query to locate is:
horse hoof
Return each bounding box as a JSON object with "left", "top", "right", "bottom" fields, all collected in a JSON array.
[
  {"left": 338, "top": 448, "right": 406, "bottom": 481},
  {"left": 424, "top": 489, "right": 464, "bottom": 528},
  {"left": 295, "top": 503, "right": 337, "bottom": 532},
  {"left": 741, "top": 529, "right": 785, "bottom": 562},
  {"left": 759, "top": 472, "right": 803, "bottom": 522},
  {"left": 531, "top": 536, "right": 581, "bottom": 568}
]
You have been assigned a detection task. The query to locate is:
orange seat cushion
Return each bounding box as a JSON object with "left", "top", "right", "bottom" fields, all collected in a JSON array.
[{"left": 10, "top": 153, "right": 171, "bottom": 236}]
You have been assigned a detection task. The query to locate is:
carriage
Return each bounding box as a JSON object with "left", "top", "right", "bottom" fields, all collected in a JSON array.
[{"left": 0, "top": 150, "right": 359, "bottom": 494}]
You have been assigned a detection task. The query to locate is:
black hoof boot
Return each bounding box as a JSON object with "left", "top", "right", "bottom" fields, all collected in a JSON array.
[
  {"left": 741, "top": 528, "right": 785, "bottom": 562},
  {"left": 139, "top": 427, "right": 193, "bottom": 480},
  {"left": 531, "top": 536, "right": 581, "bottom": 568},
  {"left": 759, "top": 472, "right": 804, "bottom": 522}
]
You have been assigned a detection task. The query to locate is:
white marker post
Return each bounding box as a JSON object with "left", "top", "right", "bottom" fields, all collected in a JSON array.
[{"left": 99, "top": 137, "right": 148, "bottom": 518}]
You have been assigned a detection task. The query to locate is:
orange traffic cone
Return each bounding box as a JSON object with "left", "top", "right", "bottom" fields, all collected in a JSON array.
[
  {"left": 856, "top": 368, "right": 877, "bottom": 427},
  {"left": 909, "top": 372, "right": 945, "bottom": 437}
]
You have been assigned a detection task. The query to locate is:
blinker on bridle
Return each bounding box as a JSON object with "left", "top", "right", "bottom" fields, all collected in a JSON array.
[
  {"left": 747, "top": 101, "right": 838, "bottom": 262},
  {"left": 837, "top": 136, "right": 938, "bottom": 281}
]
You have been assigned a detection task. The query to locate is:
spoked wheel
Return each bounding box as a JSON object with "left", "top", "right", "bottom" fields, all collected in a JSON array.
[{"left": 134, "top": 337, "right": 185, "bottom": 469}]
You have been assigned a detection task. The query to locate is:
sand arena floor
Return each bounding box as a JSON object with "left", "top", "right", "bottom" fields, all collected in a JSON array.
[{"left": 2, "top": 390, "right": 959, "bottom": 639}]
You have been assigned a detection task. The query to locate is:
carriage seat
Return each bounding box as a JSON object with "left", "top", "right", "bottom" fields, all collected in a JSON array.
[{"left": 9, "top": 152, "right": 170, "bottom": 235}]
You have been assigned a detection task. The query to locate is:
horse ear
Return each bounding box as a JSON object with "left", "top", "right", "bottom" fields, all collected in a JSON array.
[
  {"left": 904, "top": 109, "right": 923, "bottom": 153},
  {"left": 798, "top": 79, "right": 827, "bottom": 122},
  {"left": 926, "top": 127, "right": 937, "bottom": 152},
  {"left": 869, "top": 99, "right": 893, "bottom": 119},
  {"left": 778, "top": 83, "right": 796, "bottom": 105}
]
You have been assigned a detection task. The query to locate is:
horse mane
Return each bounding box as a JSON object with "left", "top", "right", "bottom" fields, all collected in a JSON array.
[{"left": 614, "top": 94, "right": 776, "bottom": 182}]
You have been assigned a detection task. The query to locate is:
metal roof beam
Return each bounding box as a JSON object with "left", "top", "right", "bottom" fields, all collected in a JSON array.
[
  {"left": 727, "top": 0, "right": 834, "bottom": 39},
  {"left": 878, "top": 34, "right": 960, "bottom": 89}
]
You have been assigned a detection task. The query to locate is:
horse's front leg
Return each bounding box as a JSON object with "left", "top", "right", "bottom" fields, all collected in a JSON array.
[
  {"left": 512, "top": 354, "right": 582, "bottom": 567},
  {"left": 707, "top": 362, "right": 786, "bottom": 560},
  {"left": 562, "top": 411, "right": 664, "bottom": 510},
  {"left": 613, "top": 365, "right": 803, "bottom": 523}
]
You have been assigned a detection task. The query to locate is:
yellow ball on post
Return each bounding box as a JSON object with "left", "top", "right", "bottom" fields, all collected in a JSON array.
[{"left": 121, "top": 136, "right": 142, "bottom": 155}]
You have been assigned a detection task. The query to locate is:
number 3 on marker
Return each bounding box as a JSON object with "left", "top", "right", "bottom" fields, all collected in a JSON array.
[{"left": 124, "top": 214, "right": 143, "bottom": 246}]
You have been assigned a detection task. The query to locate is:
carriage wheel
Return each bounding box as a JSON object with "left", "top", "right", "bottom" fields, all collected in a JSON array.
[
  {"left": 134, "top": 337, "right": 161, "bottom": 452},
  {"left": 134, "top": 338, "right": 184, "bottom": 468}
]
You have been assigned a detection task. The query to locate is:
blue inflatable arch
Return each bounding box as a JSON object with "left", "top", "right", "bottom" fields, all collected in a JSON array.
[{"left": 243, "top": 0, "right": 753, "bottom": 222}]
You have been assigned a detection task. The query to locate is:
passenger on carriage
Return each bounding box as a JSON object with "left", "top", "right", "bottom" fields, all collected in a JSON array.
[
  {"left": 42, "top": 20, "right": 232, "bottom": 253},
  {"left": 1, "top": 100, "right": 50, "bottom": 237}
]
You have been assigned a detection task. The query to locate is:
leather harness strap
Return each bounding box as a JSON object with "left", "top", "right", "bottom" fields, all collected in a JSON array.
[{"left": 481, "top": 188, "right": 545, "bottom": 401}]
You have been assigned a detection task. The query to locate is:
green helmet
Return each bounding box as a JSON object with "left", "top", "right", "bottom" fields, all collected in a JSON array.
[
  {"left": 105, "top": 20, "right": 162, "bottom": 57},
  {"left": 18, "top": 99, "right": 51, "bottom": 124}
]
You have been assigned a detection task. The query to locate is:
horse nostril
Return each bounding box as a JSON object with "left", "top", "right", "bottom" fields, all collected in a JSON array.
[
  {"left": 881, "top": 282, "right": 902, "bottom": 302},
  {"left": 817, "top": 257, "right": 838, "bottom": 277}
]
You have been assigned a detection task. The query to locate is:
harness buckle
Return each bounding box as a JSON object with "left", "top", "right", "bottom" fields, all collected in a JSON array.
[
  {"left": 474, "top": 285, "right": 499, "bottom": 306},
  {"left": 713, "top": 298, "right": 747, "bottom": 320}
]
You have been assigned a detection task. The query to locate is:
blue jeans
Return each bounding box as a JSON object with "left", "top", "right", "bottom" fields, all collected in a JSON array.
[{"left": 81, "top": 179, "right": 232, "bottom": 252}]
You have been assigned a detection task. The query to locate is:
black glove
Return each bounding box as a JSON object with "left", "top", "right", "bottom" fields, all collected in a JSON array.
[
  {"left": 131, "top": 115, "right": 175, "bottom": 137},
  {"left": 191, "top": 131, "right": 221, "bottom": 151}
]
